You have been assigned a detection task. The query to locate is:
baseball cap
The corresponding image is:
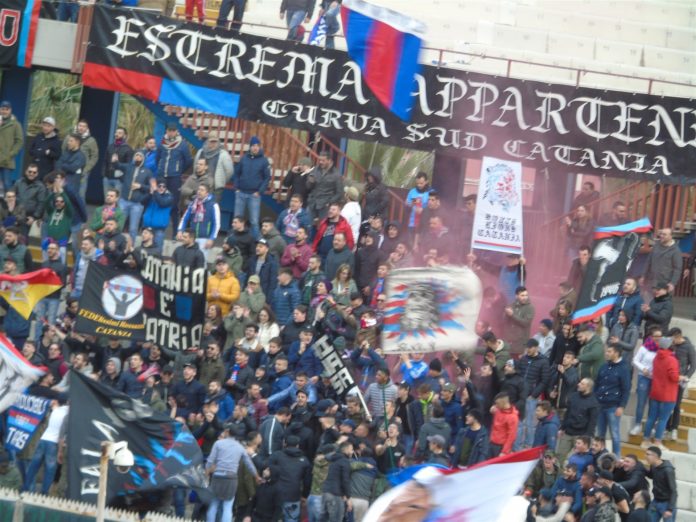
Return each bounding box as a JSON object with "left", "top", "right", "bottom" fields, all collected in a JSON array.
[
  {"left": 598, "top": 470, "right": 614, "bottom": 481},
  {"left": 0, "top": 101, "right": 11, "bottom": 109},
  {"left": 505, "top": 358, "right": 516, "bottom": 369},
  {"left": 594, "top": 486, "right": 612, "bottom": 498},
  {"left": 442, "top": 382, "right": 457, "bottom": 393},
  {"left": 285, "top": 435, "right": 300, "bottom": 446},
  {"left": 427, "top": 434, "right": 446, "bottom": 447},
  {"left": 653, "top": 282, "right": 669, "bottom": 290},
  {"left": 341, "top": 419, "right": 356, "bottom": 429},
  {"left": 161, "top": 364, "right": 174, "bottom": 374},
  {"left": 42, "top": 116, "right": 56, "bottom": 126},
  {"left": 543, "top": 449, "right": 556, "bottom": 458},
  {"left": 248, "top": 275, "right": 261, "bottom": 284},
  {"left": 183, "top": 362, "right": 196, "bottom": 369},
  {"left": 256, "top": 238, "right": 268, "bottom": 245}
]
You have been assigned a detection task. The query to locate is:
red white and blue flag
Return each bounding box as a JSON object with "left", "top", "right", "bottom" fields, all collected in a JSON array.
[
  {"left": 0, "top": 333, "right": 45, "bottom": 413},
  {"left": 340, "top": 0, "right": 425, "bottom": 121},
  {"left": 364, "top": 447, "right": 543, "bottom": 522}
]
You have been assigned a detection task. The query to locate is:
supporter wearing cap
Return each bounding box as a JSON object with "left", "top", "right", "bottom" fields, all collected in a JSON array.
[
  {"left": 156, "top": 120, "right": 192, "bottom": 229},
  {"left": 170, "top": 361, "right": 206, "bottom": 419},
  {"left": 28, "top": 117, "right": 60, "bottom": 179},
  {"left": 514, "top": 337, "right": 550, "bottom": 451},
  {"left": 273, "top": 267, "right": 301, "bottom": 326},
  {"left": 246, "top": 236, "right": 279, "bottom": 298},
  {"left": 424, "top": 434, "right": 448, "bottom": 466},
  {"left": 592, "top": 485, "right": 618, "bottom": 519},
  {"left": 641, "top": 280, "right": 673, "bottom": 338},
  {"left": 523, "top": 450, "right": 559, "bottom": 498},
  {"left": 231, "top": 135, "right": 270, "bottom": 239},
  {"left": 438, "top": 381, "right": 461, "bottom": 438},
  {"left": 193, "top": 130, "right": 233, "bottom": 199},
  {"left": 207, "top": 256, "right": 241, "bottom": 316},
  {"left": 0, "top": 99, "right": 23, "bottom": 193}
]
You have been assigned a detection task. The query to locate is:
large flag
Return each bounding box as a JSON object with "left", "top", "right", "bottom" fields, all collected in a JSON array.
[
  {"left": 0, "top": 0, "right": 40, "bottom": 67},
  {"left": 572, "top": 217, "right": 652, "bottom": 324},
  {"left": 5, "top": 393, "right": 51, "bottom": 452},
  {"left": 0, "top": 334, "right": 45, "bottom": 413},
  {"left": 340, "top": 0, "right": 425, "bottom": 120},
  {"left": 471, "top": 156, "right": 524, "bottom": 255},
  {"left": 75, "top": 262, "right": 146, "bottom": 341},
  {"left": 0, "top": 268, "right": 62, "bottom": 319},
  {"left": 67, "top": 371, "right": 209, "bottom": 505},
  {"left": 381, "top": 266, "right": 482, "bottom": 354},
  {"left": 308, "top": 15, "right": 327, "bottom": 45},
  {"left": 364, "top": 447, "right": 543, "bottom": 522}
]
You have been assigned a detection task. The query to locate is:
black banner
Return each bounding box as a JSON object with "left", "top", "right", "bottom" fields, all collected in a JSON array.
[
  {"left": 313, "top": 335, "right": 359, "bottom": 399},
  {"left": 0, "top": 0, "right": 33, "bottom": 67},
  {"left": 75, "top": 262, "right": 146, "bottom": 341},
  {"left": 83, "top": 5, "right": 696, "bottom": 179},
  {"left": 139, "top": 252, "right": 206, "bottom": 350},
  {"left": 67, "top": 371, "right": 208, "bottom": 505},
  {"left": 572, "top": 218, "right": 650, "bottom": 324}
]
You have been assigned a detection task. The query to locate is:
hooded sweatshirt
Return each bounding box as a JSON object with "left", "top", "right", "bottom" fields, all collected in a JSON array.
[{"left": 362, "top": 167, "right": 389, "bottom": 219}]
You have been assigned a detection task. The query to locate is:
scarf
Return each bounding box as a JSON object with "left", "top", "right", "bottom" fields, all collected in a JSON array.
[
  {"left": 283, "top": 210, "right": 300, "bottom": 238},
  {"left": 101, "top": 205, "right": 116, "bottom": 224},
  {"left": 203, "top": 144, "right": 221, "bottom": 175},
  {"left": 193, "top": 197, "right": 206, "bottom": 224},
  {"left": 161, "top": 134, "right": 183, "bottom": 149},
  {"left": 644, "top": 337, "right": 659, "bottom": 353}
]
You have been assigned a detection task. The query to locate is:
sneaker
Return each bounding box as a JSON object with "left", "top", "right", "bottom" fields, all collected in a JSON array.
[
  {"left": 629, "top": 425, "right": 642, "bottom": 436},
  {"left": 671, "top": 429, "right": 678, "bottom": 440},
  {"left": 656, "top": 442, "right": 668, "bottom": 452},
  {"left": 664, "top": 430, "right": 672, "bottom": 441},
  {"left": 640, "top": 439, "right": 651, "bottom": 450}
]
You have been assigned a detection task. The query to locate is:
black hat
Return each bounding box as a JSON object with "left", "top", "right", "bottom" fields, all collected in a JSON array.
[
  {"left": 654, "top": 282, "right": 669, "bottom": 290},
  {"left": 598, "top": 470, "right": 614, "bottom": 481},
  {"left": 162, "top": 364, "right": 174, "bottom": 374},
  {"left": 183, "top": 362, "right": 196, "bottom": 369},
  {"left": 594, "top": 486, "right": 612, "bottom": 498},
  {"left": 285, "top": 435, "right": 300, "bottom": 447}
]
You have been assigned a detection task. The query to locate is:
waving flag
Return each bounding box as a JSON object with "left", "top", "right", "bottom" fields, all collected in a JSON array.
[
  {"left": 364, "top": 447, "right": 543, "bottom": 522},
  {"left": 572, "top": 217, "right": 652, "bottom": 324},
  {"left": 382, "top": 266, "right": 482, "bottom": 353},
  {"left": 340, "top": 0, "right": 425, "bottom": 120},
  {"left": 0, "top": 268, "right": 62, "bottom": 319},
  {"left": 308, "top": 15, "right": 327, "bottom": 45},
  {"left": 67, "top": 371, "right": 210, "bottom": 505},
  {"left": 0, "top": 334, "right": 45, "bottom": 413}
]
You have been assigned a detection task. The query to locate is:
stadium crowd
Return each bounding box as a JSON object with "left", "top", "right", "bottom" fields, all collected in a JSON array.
[{"left": 0, "top": 108, "right": 689, "bottom": 522}]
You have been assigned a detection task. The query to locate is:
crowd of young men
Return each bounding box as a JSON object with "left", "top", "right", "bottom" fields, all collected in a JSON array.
[{"left": 0, "top": 113, "right": 687, "bottom": 522}]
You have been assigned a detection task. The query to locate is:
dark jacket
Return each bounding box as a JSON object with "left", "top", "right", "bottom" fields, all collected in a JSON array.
[
  {"left": 416, "top": 417, "right": 451, "bottom": 459},
  {"left": 170, "top": 378, "right": 206, "bottom": 417},
  {"left": 441, "top": 397, "right": 463, "bottom": 441},
  {"left": 12, "top": 176, "right": 47, "bottom": 219},
  {"left": 533, "top": 412, "right": 560, "bottom": 450},
  {"left": 674, "top": 337, "right": 696, "bottom": 378},
  {"left": 232, "top": 149, "right": 271, "bottom": 194},
  {"left": 362, "top": 167, "right": 389, "bottom": 219},
  {"left": 268, "top": 446, "right": 312, "bottom": 501},
  {"left": 561, "top": 390, "right": 599, "bottom": 436},
  {"left": 647, "top": 460, "right": 677, "bottom": 510},
  {"left": 324, "top": 246, "right": 355, "bottom": 281},
  {"left": 517, "top": 353, "right": 550, "bottom": 398},
  {"left": 259, "top": 415, "right": 286, "bottom": 461},
  {"left": 246, "top": 253, "right": 279, "bottom": 298},
  {"left": 172, "top": 243, "right": 206, "bottom": 270},
  {"left": 642, "top": 293, "right": 673, "bottom": 336},
  {"left": 226, "top": 228, "right": 256, "bottom": 270},
  {"left": 615, "top": 461, "right": 649, "bottom": 497},
  {"left": 56, "top": 147, "right": 86, "bottom": 177},
  {"left": 549, "top": 364, "right": 579, "bottom": 410},
  {"left": 354, "top": 242, "right": 383, "bottom": 290},
  {"left": 272, "top": 281, "right": 301, "bottom": 326},
  {"left": 104, "top": 140, "right": 134, "bottom": 179},
  {"left": 156, "top": 135, "right": 192, "bottom": 178},
  {"left": 644, "top": 241, "right": 683, "bottom": 287},
  {"left": 29, "top": 131, "right": 62, "bottom": 178},
  {"left": 118, "top": 162, "right": 152, "bottom": 204},
  {"left": 501, "top": 371, "right": 526, "bottom": 415},
  {"left": 595, "top": 358, "right": 631, "bottom": 408},
  {"left": 322, "top": 452, "right": 352, "bottom": 497},
  {"left": 452, "top": 425, "right": 489, "bottom": 467},
  {"left": 607, "top": 291, "right": 643, "bottom": 328},
  {"left": 281, "top": 168, "right": 313, "bottom": 203},
  {"left": 307, "top": 165, "right": 343, "bottom": 214}
]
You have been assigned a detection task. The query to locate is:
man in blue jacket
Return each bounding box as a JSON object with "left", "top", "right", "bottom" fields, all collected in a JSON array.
[
  {"left": 273, "top": 267, "right": 301, "bottom": 325},
  {"left": 246, "top": 238, "right": 278, "bottom": 298},
  {"left": 232, "top": 136, "right": 271, "bottom": 239},
  {"left": 594, "top": 345, "right": 631, "bottom": 455},
  {"left": 177, "top": 183, "right": 220, "bottom": 258},
  {"left": 533, "top": 400, "right": 561, "bottom": 451},
  {"left": 156, "top": 122, "right": 192, "bottom": 228},
  {"left": 607, "top": 277, "right": 643, "bottom": 329}
]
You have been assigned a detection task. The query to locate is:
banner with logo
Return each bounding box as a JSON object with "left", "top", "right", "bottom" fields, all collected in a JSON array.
[
  {"left": 0, "top": 268, "right": 62, "bottom": 319},
  {"left": 0, "top": 0, "right": 40, "bottom": 67},
  {"left": 5, "top": 393, "right": 50, "bottom": 452},
  {"left": 381, "top": 266, "right": 482, "bottom": 354},
  {"left": 139, "top": 252, "right": 206, "bottom": 350},
  {"left": 313, "top": 335, "right": 360, "bottom": 398},
  {"left": 471, "top": 157, "right": 524, "bottom": 255},
  {"left": 75, "top": 262, "right": 146, "bottom": 340},
  {"left": 0, "top": 334, "right": 45, "bottom": 413},
  {"left": 67, "top": 371, "right": 209, "bottom": 505},
  {"left": 81, "top": 5, "right": 696, "bottom": 179},
  {"left": 572, "top": 217, "right": 653, "bottom": 324}
]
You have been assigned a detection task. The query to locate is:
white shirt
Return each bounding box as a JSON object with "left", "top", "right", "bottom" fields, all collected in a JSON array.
[
  {"left": 633, "top": 345, "right": 658, "bottom": 377},
  {"left": 341, "top": 201, "right": 362, "bottom": 246},
  {"left": 41, "top": 405, "right": 69, "bottom": 443}
]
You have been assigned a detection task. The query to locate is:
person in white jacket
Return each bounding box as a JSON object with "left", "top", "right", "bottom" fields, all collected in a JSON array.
[
  {"left": 195, "top": 132, "right": 233, "bottom": 200},
  {"left": 341, "top": 186, "right": 362, "bottom": 248},
  {"left": 630, "top": 326, "right": 662, "bottom": 435}
]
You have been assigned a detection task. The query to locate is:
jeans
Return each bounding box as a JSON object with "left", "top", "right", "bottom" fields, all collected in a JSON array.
[
  {"left": 65, "top": 173, "right": 81, "bottom": 198},
  {"left": 0, "top": 167, "right": 16, "bottom": 193},
  {"left": 402, "top": 433, "right": 414, "bottom": 456},
  {"left": 635, "top": 375, "right": 652, "bottom": 425},
  {"left": 79, "top": 172, "right": 89, "bottom": 201},
  {"left": 650, "top": 500, "right": 676, "bottom": 521},
  {"left": 644, "top": 400, "right": 676, "bottom": 441},
  {"left": 597, "top": 406, "right": 622, "bottom": 455},
  {"left": 119, "top": 199, "right": 144, "bottom": 243},
  {"left": 24, "top": 439, "right": 58, "bottom": 494},
  {"left": 104, "top": 178, "right": 123, "bottom": 199},
  {"left": 286, "top": 10, "right": 305, "bottom": 40},
  {"left": 153, "top": 229, "right": 166, "bottom": 252},
  {"left": 57, "top": 0, "right": 78, "bottom": 22},
  {"left": 234, "top": 191, "right": 261, "bottom": 239},
  {"left": 207, "top": 497, "right": 234, "bottom": 522},
  {"left": 514, "top": 397, "right": 538, "bottom": 450},
  {"left": 307, "top": 494, "right": 323, "bottom": 522},
  {"left": 167, "top": 176, "right": 182, "bottom": 233},
  {"left": 217, "top": 0, "right": 245, "bottom": 30},
  {"left": 282, "top": 501, "right": 301, "bottom": 522},
  {"left": 173, "top": 487, "right": 187, "bottom": 518},
  {"left": 33, "top": 298, "right": 60, "bottom": 340},
  {"left": 321, "top": 492, "right": 345, "bottom": 522}
]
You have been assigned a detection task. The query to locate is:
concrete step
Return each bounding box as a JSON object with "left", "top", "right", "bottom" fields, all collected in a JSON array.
[
  {"left": 682, "top": 398, "right": 696, "bottom": 415},
  {"left": 626, "top": 433, "right": 689, "bottom": 451},
  {"left": 680, "top": 411, "right": 696, "bottom": 429}
]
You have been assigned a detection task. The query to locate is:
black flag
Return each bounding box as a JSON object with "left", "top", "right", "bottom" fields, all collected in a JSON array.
[{"left": 67, "top": 372, "right": 209, "bottom": 506}]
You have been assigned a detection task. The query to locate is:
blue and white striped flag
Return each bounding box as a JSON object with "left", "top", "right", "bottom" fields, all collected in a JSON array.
[{"left": 309, "top": 15, "right": 327, "bottom": 45}]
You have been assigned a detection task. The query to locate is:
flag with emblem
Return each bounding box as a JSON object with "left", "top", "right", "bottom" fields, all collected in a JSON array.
[
  {"left": 0, "top": 268, "right": 62, "bottom": 319},
  {"left": 0, "top": 334, "right": 45, "bottom": 413}
]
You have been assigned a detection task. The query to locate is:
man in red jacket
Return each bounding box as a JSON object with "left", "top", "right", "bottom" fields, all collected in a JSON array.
[
  {"left": 489, "top": 392, "right": 519, "bottom": 457},
  {"left": 312, "top": 202, "right": 354, "bottom": 259},
  {"left": 641, "top": 337, "right": 680, "bottom": 450}
]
